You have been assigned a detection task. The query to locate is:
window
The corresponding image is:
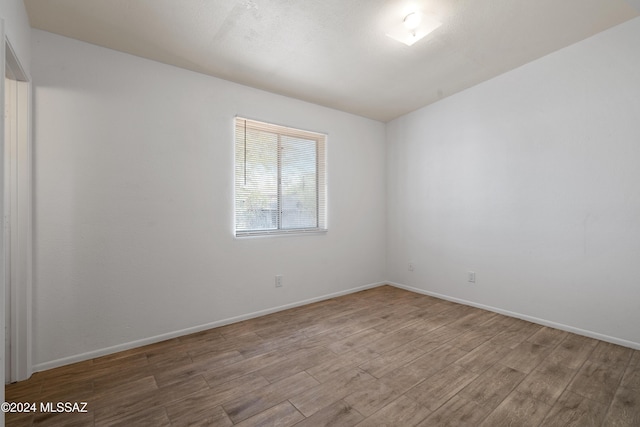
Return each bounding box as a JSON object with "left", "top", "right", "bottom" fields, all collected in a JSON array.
[{"left": 234, "top": 117, "right": 327, "bottom": 236}]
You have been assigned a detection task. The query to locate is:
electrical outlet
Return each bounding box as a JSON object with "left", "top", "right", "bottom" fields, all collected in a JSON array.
[
  {"left": 275, "top": 275, "right": 283, "bottom": 287},
  {"left": 468, "top": 271, "right": 476, "bottom": 283},
  {"left": 408, "top": 263, "right": 415, "bottom": 271}
]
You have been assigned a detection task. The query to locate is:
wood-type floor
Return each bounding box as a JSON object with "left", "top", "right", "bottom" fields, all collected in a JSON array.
[{"left": 5, "top": 285, "right": 640, "bottom": 426}]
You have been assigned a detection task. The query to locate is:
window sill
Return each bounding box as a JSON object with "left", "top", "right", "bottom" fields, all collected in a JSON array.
[{"left": 235, "top": 228, "right": 328, "bottom": 238}]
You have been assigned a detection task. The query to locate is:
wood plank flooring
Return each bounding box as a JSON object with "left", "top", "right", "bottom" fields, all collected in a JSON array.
[{"left": 5, "top": 285, "right": 640, "bottom": 426}]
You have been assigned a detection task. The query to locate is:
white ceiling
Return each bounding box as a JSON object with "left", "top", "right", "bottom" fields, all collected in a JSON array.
[{"left": 24, "top": 0, "right": 639, "bottom": 122}]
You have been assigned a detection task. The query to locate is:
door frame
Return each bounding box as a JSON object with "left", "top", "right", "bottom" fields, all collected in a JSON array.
[{"left": 3, "top": 33, "right": 32, "bottom": 383}]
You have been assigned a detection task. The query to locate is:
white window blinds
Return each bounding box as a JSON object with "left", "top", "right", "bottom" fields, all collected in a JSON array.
[{"left": 234, "top": 117, "right": 327, "bottom": 236}]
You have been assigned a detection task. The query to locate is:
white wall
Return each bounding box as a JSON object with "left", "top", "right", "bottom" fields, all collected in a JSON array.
[
  {"left": 387, "top": 17, "right": 640, "bottom": 348},
  {"left": 31, "top": 30, "right": 386, "bottom": 369},
  {"left": 626, "top": 0, "right": 640, "bottom": 13}
]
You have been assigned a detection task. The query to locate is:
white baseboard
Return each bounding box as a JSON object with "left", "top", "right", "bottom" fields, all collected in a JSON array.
[
  {"left": 34, "top": 279, "right": 639, "bottom": 372},
  {"left": 388, "top": 281, "right": 640, "bottom": 350},
  {"left": 33, "top": 281, "right": 386, "bottom": 373}
]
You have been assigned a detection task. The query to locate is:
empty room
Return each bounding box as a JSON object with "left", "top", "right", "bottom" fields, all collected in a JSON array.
[{"left": 1, "top": 0, "right": 640, "bottom": 426}]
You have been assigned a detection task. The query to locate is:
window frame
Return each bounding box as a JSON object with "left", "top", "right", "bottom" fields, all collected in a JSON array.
[{"left": 234, "top": 117, "right": 327, "bottom": 237}]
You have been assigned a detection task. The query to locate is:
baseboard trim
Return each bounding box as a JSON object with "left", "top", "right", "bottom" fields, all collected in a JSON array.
[
  {"left": 388, "top": 281, "right": 640, "bottom": 350},
  {"left": 33, "top": 279, "right": 639, "bottom": 372},
  {"left": 33, "top": 281, "right": 386, "bottom": 373}
]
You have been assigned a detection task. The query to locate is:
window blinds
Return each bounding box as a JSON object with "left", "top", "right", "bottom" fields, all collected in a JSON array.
[{"left": 235, "top": 117, "right": 327, "bottom": 236}]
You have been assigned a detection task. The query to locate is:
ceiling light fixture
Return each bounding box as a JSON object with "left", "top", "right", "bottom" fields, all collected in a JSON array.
[
  {"left": 386, "top": 11, "right": 442, "bottom": 46},
  {"left": 403, "top": 12, "right": 421, "bottom": 30}
]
